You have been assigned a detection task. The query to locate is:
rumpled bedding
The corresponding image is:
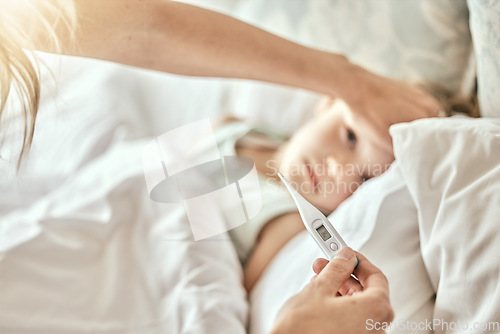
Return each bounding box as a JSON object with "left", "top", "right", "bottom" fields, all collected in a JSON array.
[
  {"left": 1, "top": 0, "right": 500, "bottom": 328},
  {"left": 392, "top": 117, "right": 500, "bottom": 332},
  {"left": 3, "top": 109, "right": 499, "bottom": 334}
]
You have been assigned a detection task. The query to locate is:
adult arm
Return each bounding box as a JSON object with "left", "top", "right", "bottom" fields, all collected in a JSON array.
[
  {"left": 41, "top": 0, "right": 350, "bottom": 95},
  {"left": 37, "top": 0, "right": 441, "bottom": 122}
]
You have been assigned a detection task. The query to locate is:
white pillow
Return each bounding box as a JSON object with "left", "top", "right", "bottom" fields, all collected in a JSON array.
[
  {"left": 391, "top": 116, "right": 500, "bottom": 331},
  {"left": 468, "top": 0, "right": 500, "bottom": 118}
]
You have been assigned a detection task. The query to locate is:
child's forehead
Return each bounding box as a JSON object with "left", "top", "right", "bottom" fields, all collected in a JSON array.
[{"left": 346, "top": 111, "right": 394, "bottom": 163}]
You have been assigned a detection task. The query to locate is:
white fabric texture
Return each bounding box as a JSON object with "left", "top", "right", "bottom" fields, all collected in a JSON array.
[
  {"left": 0, "top": 142, "right": 248, "bottom": 334},
  {"left": 468, "top": 0, "right": 500, "bottom": 118},
  {"left": 0, "top": 1, "right": 493, "bottom": 333},
  {"left": 391, "top": 117, "right": 500, "bottom": 333},
  {"left": 0, "top": 53, "right": 248, "bottom": 334}
]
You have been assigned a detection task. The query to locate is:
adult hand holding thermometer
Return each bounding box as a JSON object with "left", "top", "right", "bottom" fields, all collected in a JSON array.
[
  {"left": 278, "top": 172, "right": 358, "bottom": 268},
  {"left": 271, "top": 247, "right": 394, "bottom": 334}
]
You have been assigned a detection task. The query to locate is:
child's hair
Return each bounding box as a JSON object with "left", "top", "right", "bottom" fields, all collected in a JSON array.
[
  {"left": 0, "top": 0, "right": 76, "bottom": 168},
  {"left": 420, "top": 82, "right": 479, "bottom": 118}
]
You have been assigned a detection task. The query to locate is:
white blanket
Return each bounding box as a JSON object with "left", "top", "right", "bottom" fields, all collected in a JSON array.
[{"left": 392, "top": 117, "right": 500, "bottom": 333}]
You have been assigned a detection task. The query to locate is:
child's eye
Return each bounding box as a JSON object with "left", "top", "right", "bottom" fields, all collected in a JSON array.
[{"left": 347, "top": 128, "right": 357, "bottom": 147}]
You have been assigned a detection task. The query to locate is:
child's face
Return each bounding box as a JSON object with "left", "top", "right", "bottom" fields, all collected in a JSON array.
[{"left": 278, "top": 97, "right": 395, "bottom": 214}]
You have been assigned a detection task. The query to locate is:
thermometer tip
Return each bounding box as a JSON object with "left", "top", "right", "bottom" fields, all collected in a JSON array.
[{"left": 277, "top": 172, "right": 286, "bottom": 182}]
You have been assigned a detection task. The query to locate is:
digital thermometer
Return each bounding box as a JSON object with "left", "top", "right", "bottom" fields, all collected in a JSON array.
[{"left": 278, "top": 172, "right": 358, "bottom": 268}]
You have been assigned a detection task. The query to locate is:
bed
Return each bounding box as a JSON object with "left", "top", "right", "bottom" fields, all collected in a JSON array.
[{"left": 1, "top": 1, "right": 500, "bottom": 333}]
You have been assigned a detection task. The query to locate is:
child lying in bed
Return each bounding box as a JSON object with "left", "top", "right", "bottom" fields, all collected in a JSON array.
[{"left": 214, "top": 86, "right": 477, "bottom": 291}]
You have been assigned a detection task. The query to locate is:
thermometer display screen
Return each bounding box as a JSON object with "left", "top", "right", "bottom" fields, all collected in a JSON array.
[{"left": 316, "top": 225, "right": 331, "bottom": 241}]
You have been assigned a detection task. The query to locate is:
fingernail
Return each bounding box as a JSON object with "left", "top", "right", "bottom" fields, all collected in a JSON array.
[{"left": 334, "top": 247, "right": 353, "bottom": 261}]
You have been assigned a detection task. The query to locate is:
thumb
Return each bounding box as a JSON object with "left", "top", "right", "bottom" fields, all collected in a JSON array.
[{"left": 314, "top": 247, "right": 356, "bottom": 295}]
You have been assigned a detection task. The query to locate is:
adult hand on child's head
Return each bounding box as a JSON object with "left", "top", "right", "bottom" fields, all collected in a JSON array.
[
  {"left": 271, "top": 247, "right": 394, "bottom": 334},
  {"left": 340, "top": 64, "right": 442, "bottom": 128}
]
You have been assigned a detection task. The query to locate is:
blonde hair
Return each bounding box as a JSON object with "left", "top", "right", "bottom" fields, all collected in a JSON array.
[
  {"left": 420, "top": 82, "right": 479, "bottom": 118},
  {"left": 0, "top": 0, "right": 75, "bottom": 168}
]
